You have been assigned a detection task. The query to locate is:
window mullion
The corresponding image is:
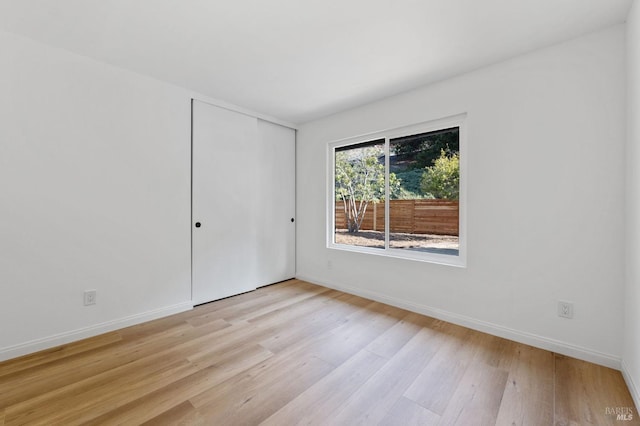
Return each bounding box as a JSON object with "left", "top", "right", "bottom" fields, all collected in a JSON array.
[{"left": 384, "top": 137, "right": 390, "bottom": 250}]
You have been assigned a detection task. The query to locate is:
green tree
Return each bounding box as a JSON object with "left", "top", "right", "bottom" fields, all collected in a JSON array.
[
  {"left": 335, "top": 146, "right": 399, "bottom": 232},
  {"left": 421, "top": 150, "right": 459, "bottom": 199},
  {"left": 392, "top": 128, "right": 459, "bottom": 170}
]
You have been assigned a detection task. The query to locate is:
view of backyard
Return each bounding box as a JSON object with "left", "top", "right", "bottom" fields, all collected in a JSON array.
[
  {"left": 335, "top": 230, "right": 459, "bottom": 254},
  {"left": 334, "top": 127, "right": 460, "bottom": 255}
]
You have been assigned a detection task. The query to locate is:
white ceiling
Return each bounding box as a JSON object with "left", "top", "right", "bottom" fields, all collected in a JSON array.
[{"left": 0, "top": 0, "right": 633, "bottom": 124}]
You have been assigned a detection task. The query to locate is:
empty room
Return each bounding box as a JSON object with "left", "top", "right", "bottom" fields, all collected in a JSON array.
[{"left": 1, "top": 0, "right": 640, "bottom": 424}]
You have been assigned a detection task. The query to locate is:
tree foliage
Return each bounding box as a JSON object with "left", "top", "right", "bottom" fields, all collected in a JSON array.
[
  {"left": 393, "top": 169, "right": 434, "bottom": 200},
  {"left": 392, "top": 128, "right": 459, "bottom": 170},
  {"left": 335, "top": 146, "right": 399, "bottom": 232},
  {"left": 421, "top": 150, "right": 460, "bottom": 200}
]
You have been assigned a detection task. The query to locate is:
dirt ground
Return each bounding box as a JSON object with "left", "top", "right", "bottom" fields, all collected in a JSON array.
[{"left": 335, "top": 229, "right": 458, "bottom": 250}]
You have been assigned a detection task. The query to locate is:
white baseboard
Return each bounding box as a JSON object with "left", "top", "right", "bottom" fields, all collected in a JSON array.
[
  {"left": 297, "top": 274, "right": 622, "bottom": 370},
  {"left": 622, "top": 360, "right": 640, "bottom": 411},
  {"left": 0, "top": 301, "right": 193, "bottom": 363}
]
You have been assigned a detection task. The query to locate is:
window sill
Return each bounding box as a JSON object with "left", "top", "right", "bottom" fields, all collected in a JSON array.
[{"left": 327, "top": 242, "right": 467, "bottom": 268}]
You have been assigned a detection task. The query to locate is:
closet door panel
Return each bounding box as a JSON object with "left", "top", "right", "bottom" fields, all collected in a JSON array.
[
  {"left": 192, "top": 100, "right": 258, "bottom": 304},
  {"left": 256, "top": 120, "right": 296, "bottom": 286}
]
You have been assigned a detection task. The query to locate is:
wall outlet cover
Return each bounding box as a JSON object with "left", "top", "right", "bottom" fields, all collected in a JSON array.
[
  {"left": 558, "top": 301, "right": 573, "bottom": 319},
  {"left": 84, "top": 290, "right": 97, "bottom": 306}
]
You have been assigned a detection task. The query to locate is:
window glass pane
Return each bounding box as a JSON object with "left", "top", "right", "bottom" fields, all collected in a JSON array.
[
  {"left": 389, "top": 128, "right": 460, "bottom": 255},
  {"left": 334, "top": 139, "right": 386, "bottom": 249}
]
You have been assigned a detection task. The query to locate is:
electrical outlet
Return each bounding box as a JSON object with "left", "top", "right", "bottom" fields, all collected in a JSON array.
[
  {"left": 84, "top": 290, "right": 97, "bottom": 306},
  {"left": 558, "top": 301, "right": 573, "bottom": 319}
]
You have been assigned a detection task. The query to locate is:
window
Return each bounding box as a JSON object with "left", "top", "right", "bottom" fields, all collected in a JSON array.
[
  {"left": 328, "top": 115, "right": 466, "bottom": 266},
  {"left": 334, "top": 139, "right": 386, "bottom": 249}
]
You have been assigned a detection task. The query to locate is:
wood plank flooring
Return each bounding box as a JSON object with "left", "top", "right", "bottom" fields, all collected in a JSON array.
[{"left": 0, "top": 279, "right": 637, "bottom": 425}]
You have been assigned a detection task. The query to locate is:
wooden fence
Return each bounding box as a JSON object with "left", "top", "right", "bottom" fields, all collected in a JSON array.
[{"left": 335, "top": 199, "right": 459, "bottom": 236}]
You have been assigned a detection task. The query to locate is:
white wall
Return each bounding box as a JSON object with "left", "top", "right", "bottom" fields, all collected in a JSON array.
[
  {"left": 0, "top": 30, "right": 192, "bottom": 360},
  {"left": 296, "top": 26, "right": 626, "bottom": 368},
  {"left": 624, "top": 0, "right": 640, "bottom": 408}
]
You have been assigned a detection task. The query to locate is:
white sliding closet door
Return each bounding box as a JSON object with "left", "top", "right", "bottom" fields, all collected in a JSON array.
[
  {"left": 255, "top": 120, "right": 296, "bottom": 286},
  {"left": 192, "top": 100, "right": 259, "bottom": 304}
]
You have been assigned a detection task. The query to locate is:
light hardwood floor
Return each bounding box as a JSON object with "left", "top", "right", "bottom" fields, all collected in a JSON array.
[{"left": 0, "top": 279, "right": 637, "bottom": 425}]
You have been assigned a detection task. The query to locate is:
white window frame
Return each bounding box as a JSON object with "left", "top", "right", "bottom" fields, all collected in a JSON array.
[{"left": 327, "top": 113, "right": 467, "bottom": 267}]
